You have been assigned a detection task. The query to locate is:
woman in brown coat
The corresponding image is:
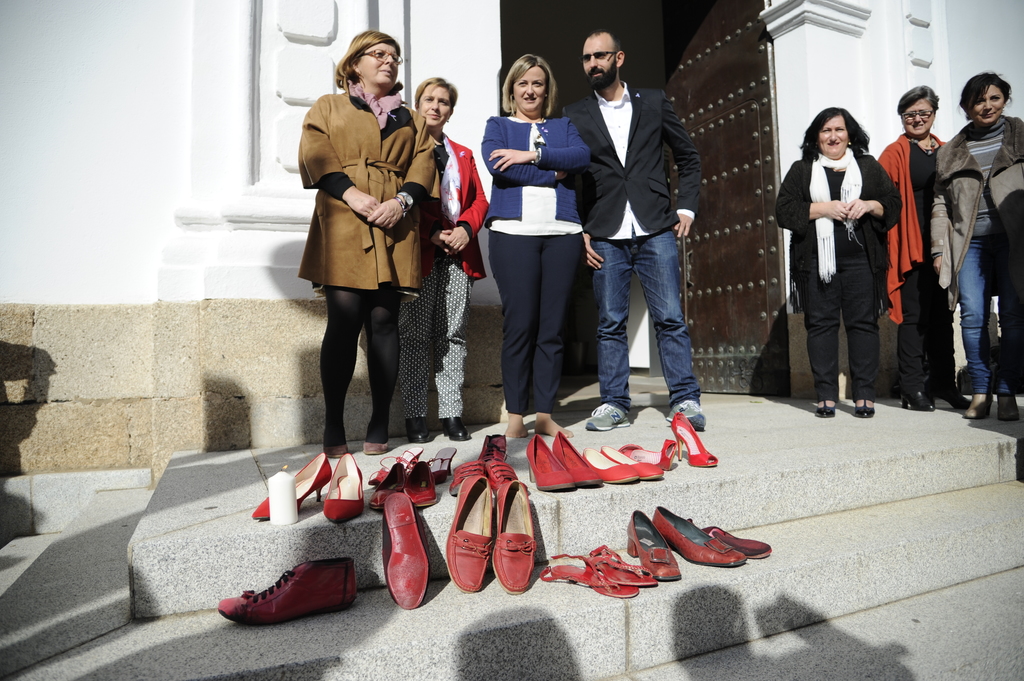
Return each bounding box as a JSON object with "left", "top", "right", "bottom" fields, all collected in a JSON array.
[{"left": 298, "top": 30, "right": 435, "bottom": 455}]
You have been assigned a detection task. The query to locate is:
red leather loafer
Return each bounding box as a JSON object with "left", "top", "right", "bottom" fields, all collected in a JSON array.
[
  {"left": 626, "top": 510, "right": 680, "bottom": 581},
  {"left": 652, "top": 507, "right": 747, "bottom": 567},
  {"left": 404, "top": 460, "right": 438, "bottom": 507},
  {"left": 493, "top": 480, "right": 535, "bottom": 594},
  {"left": 218, "top": 557, "right": 356, "bottom": 624},
  {"left": 701, "top": 525, "right": 772, "bottom": 559},
  {"left": 446, "top": 475, "right": 493, "bottom": 593},
  {"left": 526, "top": 435, "right": 575, "bottom": 491},
  {"left": 382, "top": 493, "right": 430, "bottom": 609}
]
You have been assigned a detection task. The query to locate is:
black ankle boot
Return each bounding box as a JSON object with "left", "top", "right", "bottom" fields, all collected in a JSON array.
[
  {"left": 900, "top": 391, "right": 934, "bottom": 411},
  {"left": 931, "top": 387, "right": 972, "bottom": 410},
  {"left": 439, "top": 417, "right": 470, "bottom": 441},
  {"left": 405, "top": 417, "right": 429, "bottom": 443}
]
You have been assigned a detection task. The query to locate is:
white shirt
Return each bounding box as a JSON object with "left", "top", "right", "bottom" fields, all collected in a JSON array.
[{"left": 596, "top": 83, "right": 694, "bottom": 240}]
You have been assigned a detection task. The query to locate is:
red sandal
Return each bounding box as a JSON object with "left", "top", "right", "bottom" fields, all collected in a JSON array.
[{"left": 540, "top": 555, "right": 640, "bottom": 599}]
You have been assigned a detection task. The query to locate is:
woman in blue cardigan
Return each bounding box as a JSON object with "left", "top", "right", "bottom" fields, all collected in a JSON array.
[{"left": 483, "top": 53, "right": 590, "bottom": 439}]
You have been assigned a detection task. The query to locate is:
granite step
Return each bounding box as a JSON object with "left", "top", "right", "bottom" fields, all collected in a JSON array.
[
  {"left": 128, "top": 398, "right": 1021, "bottom": 618},
  {"left": 11, "top": 481, "right": 1024, "bottom": 681},
  {"left": 0, "top": 487, "right": 154, "bottom": 677}
]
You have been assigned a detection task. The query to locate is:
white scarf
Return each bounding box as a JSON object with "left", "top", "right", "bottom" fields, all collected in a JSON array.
[
  {"left": 439, "top": 136, "right": 461, "bottom": 225},
  {"left": 809, "top": 148, "right": 862, "bottom": 282}
]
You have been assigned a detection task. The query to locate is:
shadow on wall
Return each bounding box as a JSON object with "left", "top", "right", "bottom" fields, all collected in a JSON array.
[
  {"left": 0, "top": 341, "right": 55, "bottom": 475},
  {"left": 675, "top": 587, "right": 913, "bottom": 679},
  {"left": 202, "top": 376, "right": 251, "bottom": 453}
]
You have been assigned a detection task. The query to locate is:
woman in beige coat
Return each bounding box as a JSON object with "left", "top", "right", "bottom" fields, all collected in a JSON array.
[
  {"left": 299, "top": 30, "right": 435, "bottom": 454},
  {"left": 932, "top": 72, "right": 1024, "bottom": 421}
]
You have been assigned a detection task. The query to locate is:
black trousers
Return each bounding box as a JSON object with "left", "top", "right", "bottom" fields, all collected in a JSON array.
[
  {"left": 488, "top": 230, "right": 583, "bottom": 414},
  {"left": 804, "top": 253, "right": 879, "bottom": 402},
  {"left": 897, "top": 264, "right": 957, "bottom": 394}
]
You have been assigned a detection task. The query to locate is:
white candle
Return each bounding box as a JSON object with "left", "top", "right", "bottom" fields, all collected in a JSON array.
[{"left": 268, "top": 471, "right": 298, "bottom": 525}]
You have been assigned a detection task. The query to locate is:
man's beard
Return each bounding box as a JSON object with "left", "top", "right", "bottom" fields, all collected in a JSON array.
[{"left": 587, "top": 61, "right": 618, "bottom": 91}]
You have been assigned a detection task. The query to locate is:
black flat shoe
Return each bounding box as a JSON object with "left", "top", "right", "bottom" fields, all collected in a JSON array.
[
  {"left": 405, "top": 417, "right": 429, "bottom": 443},
  {"left": 900, "top": 391, "right": 935, "bottom": 412},
  {"left": 931, "top": 388, "right": 972, "bottom": 410},
  {"left": 854, "top": 406, "right": 875, "bottom": 418},
  {"left": 815, "top": 405, "right": 835, "bottom": 418},
  {"left": 440, "top": 416, "right": 470, "bottom": 441}
]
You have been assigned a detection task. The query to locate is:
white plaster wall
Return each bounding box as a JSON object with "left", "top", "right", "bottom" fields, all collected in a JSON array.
[{"left": 0, "top": 1, "right": 192, "bottom": 304}]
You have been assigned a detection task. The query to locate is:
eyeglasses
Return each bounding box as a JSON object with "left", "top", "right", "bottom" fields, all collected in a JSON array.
[
  {"left": 579, "top": 51, "right": 618, "bottom": 63},
  {"left": 901, "top": 110, "right": 934, "bottom": 121},
  {"left": 361, "top": 50, "right": 403, "bottom": 65}
]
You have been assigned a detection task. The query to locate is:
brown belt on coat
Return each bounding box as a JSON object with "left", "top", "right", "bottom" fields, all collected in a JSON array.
[{"left": 341, "top": 158, "right": 406, "bottom": 250}]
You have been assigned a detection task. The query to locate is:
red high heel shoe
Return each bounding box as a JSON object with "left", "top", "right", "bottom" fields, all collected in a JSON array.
[
  {"left": 428, "top": 447, "right": 456, "bottom": 484},
  {"left": 670, "top": 412, "right": 718, "bottom": 467},
  {"left": 525, "top": 435, "right": 575, "bottom": 491},
  {"left": 619, "top": 440, "right": 679, "bottom": 471},
  {"left": 599, "top": 446, "right": 664, "bottom": 481},
  {"left": 368, "top": 448, "right": 423, "bottom": 487},
  {"left": 580, "top": 448, "right": 640, "bottom": 484},
  {"left": 551, "top": 432, "right": 603, "bottom": 487},
  {"left": 404, "top": 460, "right": 439, "bottom": 507},
  {"left": 323, "top": 454, "right": 364, "bottom": 522},
  {"left": 251, "top": 452, "right": 332, "bottom": 521},
  {"left": 369, "top": 462, "right": 406, "bottom": 510}
]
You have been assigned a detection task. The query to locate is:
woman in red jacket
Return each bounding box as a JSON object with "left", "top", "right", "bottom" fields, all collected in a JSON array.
[{"left": 398, "top": 78, "right": 489, "bottom": 443}]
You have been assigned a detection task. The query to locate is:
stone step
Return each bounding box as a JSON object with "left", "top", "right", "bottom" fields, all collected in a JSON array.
[
  {"left": 0, "top": 487, "right": 153, "bottom": 677},
  {"left": 12, "top": 482, "right": 1024, "bottom": 681},
  {"left": 128, "top": 398, "right": 1021, "bottom": 618}
]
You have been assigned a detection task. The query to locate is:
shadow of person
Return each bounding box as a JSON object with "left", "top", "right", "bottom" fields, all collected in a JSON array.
[
  {"left": 456, "top": 606, "right": 583, "bottom": 681},
  {"left": 0, "top": 342, "right": 56, "bottom": 476},
  {"left": 202, "top": 376, "right": 251, "bottom": 452},
  {"left": 672, "top": 584, "right": 751, "bottom": 662}
]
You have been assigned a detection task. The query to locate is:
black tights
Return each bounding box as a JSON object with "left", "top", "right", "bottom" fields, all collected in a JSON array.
[{"left": 321, "top": 286, "right": 401, "bottom": 446}]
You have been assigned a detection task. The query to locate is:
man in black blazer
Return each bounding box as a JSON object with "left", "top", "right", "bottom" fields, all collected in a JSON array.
[{"left": 564, "top": 29, "right": 705, "bottom": 431}]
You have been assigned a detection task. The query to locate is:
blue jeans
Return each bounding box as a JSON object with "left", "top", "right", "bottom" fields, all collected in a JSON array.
[
  {"left": 957, "top": 232, "right": 1024, "bottom": 395},
  {"left": 590, "top": 229, "right": 700, "bottom": 411}
]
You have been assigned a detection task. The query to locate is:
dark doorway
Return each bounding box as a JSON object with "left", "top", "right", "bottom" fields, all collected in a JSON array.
[{"left": 499, "top": 0, "right": 788, "bottom": 395}]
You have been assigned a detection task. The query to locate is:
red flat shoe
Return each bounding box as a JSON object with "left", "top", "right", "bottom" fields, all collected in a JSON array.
[
  {"left": 701, "top": 525, "right": 772, "bottom": 559},
  {"left": 404, "top": 460, "right": 438, "bottom": 507},
  {"left": 620, "top": 440, "right": 679, "bottom": 471},
  {"left": 382, "top": 493, "right": 429, "bottom": 610},
  {"left": 428, "top": 447, "right": 457, "bottom": 484},
  {"left": 581, "top": 448, "right": 639, "bottom": 484},
  {"left": 369, "top": 462, "right": 406, "bottom": 510},
  {"left": 526, "top": 435, "right": 575, "bottom": 491},
  {"left": 218, "top": 557, "right": 356, "bottom": 624},
  {"left": 479, "top": 434, "right": 507, "bottom": 461},
  {"left": 484, "top": 459, "right": 519, "bottom": 489},
  {"left": 493, "top": 480, "right": 536, "bottom": 595},
  {"left": 368, "top": 448, "right": 423, "bottom": 486},
  {"left": 652, "top": 507, "right": 746, "bottom": 567},
  {"left": 323, "top": 454, "right": 364, "bottom": 522},
  {"left": 626, "top": 511, "right": 681, "bottom": 581},
  {"left": 448, "top": 460, "right": 487, "bottom": 497},
  {"left": 600, "top": 446, "right": 663, "bottom": 481},
  {"left": 671, "top": 412, "right": 718, "bottom": 467},
  {"left": 551, "top": 432, "right": 603, "bottom": 487},
  {"left": 252, "top": 452, "right": 333, "bottom": 521},
  {"left": 540, "top": 557, "right": 639, "bottom": 599},
  {"left": 586, "top": 546, "right": 658, "bottom": 587},
  {"left": 446, "top": 475, "right": 494, "bottom": 593}
]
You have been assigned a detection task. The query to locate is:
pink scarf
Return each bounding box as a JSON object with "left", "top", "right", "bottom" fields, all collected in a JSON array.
[{"left": 347, "top": 81, "right": 403, "bottom": 130}]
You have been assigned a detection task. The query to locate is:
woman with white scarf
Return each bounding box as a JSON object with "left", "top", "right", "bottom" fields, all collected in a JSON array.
[
  {"left": 398, "top": 78, "right": 489, "bottom": 443},
  {"left": 777, "top": 107, "right": 901, "bottom": 418}
]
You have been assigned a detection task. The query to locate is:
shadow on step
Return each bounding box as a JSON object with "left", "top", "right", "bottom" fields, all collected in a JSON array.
[{"left": 676, "top": 589, "right": 913, "bottom": 679}]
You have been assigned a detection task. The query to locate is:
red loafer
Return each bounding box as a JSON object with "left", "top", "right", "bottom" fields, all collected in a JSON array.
[
  {"left": 382, "top": 493, "right": 430, "bottom": 609},
  {"left": 493, "top": 480, "right": 536, "bottom": 594},
  {"left": 218, "top": 557, "right": 356, "bottom": 624},
  {"left": 701, "top": 525, "right": 772, "bottom": 559},
  {"left": 446, "top": 475, "right": 493, "bottom": 593},
  {"left": 652, "top": 507, "right": 746, "bottom": 567},
  {"left": 626, "top": 510, "right": 680, "bottom": 581}
]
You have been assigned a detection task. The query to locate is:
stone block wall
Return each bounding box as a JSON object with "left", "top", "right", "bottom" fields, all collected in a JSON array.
[{"left": 0, "top": 301, "right": 504, "bottom": 478}]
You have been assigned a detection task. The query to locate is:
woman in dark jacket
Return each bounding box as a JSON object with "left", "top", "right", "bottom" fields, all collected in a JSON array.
[{"left": 776, "top": 107, "right": 901, "bottom": 418}]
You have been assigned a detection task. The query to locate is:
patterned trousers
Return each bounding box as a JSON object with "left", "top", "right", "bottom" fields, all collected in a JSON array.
[{"left": 398, "top": 254, "right": 473, "bottom": 418}]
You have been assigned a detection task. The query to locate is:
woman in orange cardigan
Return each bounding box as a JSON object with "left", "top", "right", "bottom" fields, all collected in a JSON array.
[{"left": 880, "top": 86, "right": 970, "bottom": 412}]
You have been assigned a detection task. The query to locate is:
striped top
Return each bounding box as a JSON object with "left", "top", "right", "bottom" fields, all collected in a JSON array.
[{"left": 965, "top": 117, "right": 1006, "bottom": 236}]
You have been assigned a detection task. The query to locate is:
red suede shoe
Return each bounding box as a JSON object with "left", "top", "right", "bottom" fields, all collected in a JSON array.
[
  {"left": 525, "top": 435, "right": 575, "bottom": 491},
  {"left": 652, "top": 507, "right": 747, "bottom": 567},
  {"left": 218, "top": 557, "right": 356, "bottom": 624},
  {"left": 551, "top": 432, "right": 603, "bottom": 487},
  {"left": 446, "top": 475, "right": 493, "bottom": 593},
  {"left": 493, "top": 480, "right": 535, "bottom": 594},
  {"left": 382, "top": 493, "right": 430, "bottom": 609}
]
